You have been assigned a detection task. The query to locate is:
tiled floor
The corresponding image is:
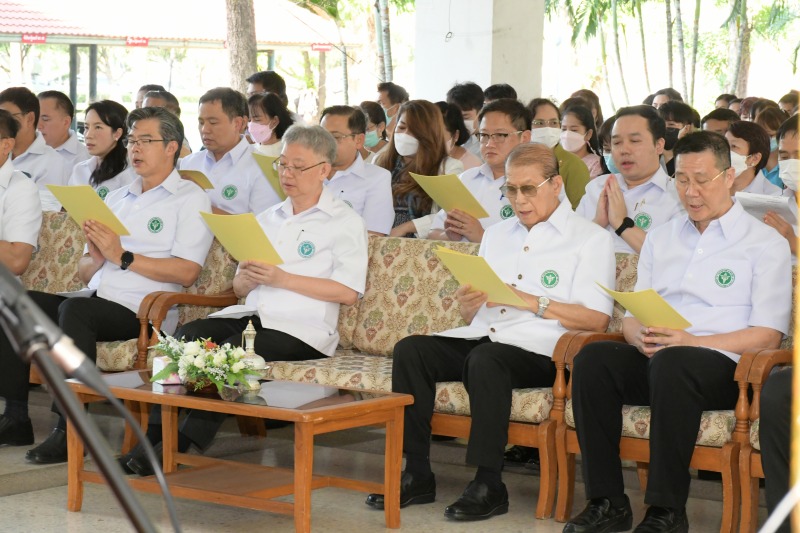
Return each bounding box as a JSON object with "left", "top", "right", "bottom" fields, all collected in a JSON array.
[{"left": 0, "top": 387, "right": 767, "bottom": 532}]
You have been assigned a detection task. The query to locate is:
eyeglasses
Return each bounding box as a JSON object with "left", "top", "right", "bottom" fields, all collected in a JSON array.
[
  {"left": 125, "top": 138, "right": 165, "bottom": 148},
  {"left": 475, "top": 131, "right": 524, "bottom": 144},
  {"left": 532, "top": 119, "right": 561, "bottom": 128},
  {"left": 330, "top": 133, "right": 357, "bottom": 143},
  {"left": 672, "top": 168, "right": 728, "bottom": 190},
  {"left": 272, "top": 160, "right": 326, "bottom": 175},
  {"left": 499, "top": 177, "right": 552, "bottom": 198}
]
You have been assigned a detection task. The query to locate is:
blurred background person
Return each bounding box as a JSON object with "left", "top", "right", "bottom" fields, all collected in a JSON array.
[
  {"left": 754, "top": 106, "right": 790, "bottom": 188},
  {"left": 247, "top": 92, "right": 294, "bottom": 158},
  {"left": 701, "top": 108, "right": 740, "bottom": 136},
  {"left": 436, "top": 101, "right": 481, "bottom": 171},
  {"left": 483, "top": 83, "right": 517, "bottom": 104},
  {"left": 560, "top": 104, "right": 603, "bottom": 179},
  {"left": 134, "top": 83, "right": 165, "bottom": 109},
  {"left": 726, "top": 120, "right": 782, "bottom": 195},
  {"left": 142, "top": 90, "right": 192, "bottom": 157},
  {"left": 377, "top": 81, "right": 409, "bottom": 137},
  {"left": 358, "top": 101, "right": 389, "bottom": 163},
  {"left": 37, "top": 90, "right": 89, "bottom": 178}
]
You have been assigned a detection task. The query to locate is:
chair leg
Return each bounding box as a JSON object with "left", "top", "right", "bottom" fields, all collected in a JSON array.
[
  {"left": 636, "top": 462, "right": 649, "bottom": 492},
  {"left": 720, "top": 442, "right": 741, "bottom": 533},
  {"left": 236, "top": 415, "right": 266, "bottom": 438},
  {"left": 536, "top": 420, "right": 557, "bottom": 519},
  {"left": 738, "top": 446, "right": 759, "bottom": 533},
  {"left": 555, "top": 423, "right": 576, "bottom": 522}
]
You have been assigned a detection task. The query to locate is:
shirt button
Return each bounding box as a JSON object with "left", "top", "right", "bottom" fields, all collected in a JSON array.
[
  {"left": 490, "top": 327, "right": 496, "bottom": 333},
  {"left": 523, "top": 246, "right": 529, "bottom": 252},
  {"left": 517, "top": 274, "right": 523, "bottom": 280},
  {"left": 511, "top": 283, "right": 517, "bottom": 287},
  {"left": 500, "top": 309, "right": 506, "bottom": 314}
]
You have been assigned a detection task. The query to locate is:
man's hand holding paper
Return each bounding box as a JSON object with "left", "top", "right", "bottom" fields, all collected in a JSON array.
[
  {"left": 444, "top": 209, "right": 484, "bottom": 242},
  {"left": 84, "top": 219, "right": 123, "bottom": 266}
]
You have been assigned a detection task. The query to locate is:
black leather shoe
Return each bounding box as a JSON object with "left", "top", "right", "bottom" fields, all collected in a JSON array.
[
  {"left": 443, "top": 480, "right": 509, "bottom": 521},
  {"left": 563, "top": 496, "right": 633, "bottom": 533},
  {"left": 504, "top": 445, "right": 535, "bottom": 465},
  {"left": 365, "top": 471, "right": 436, "bottom": 510},
  {"left": 633, "top": 506, "right": 688, "bottom": 533},
  {"left": 126, "top": 441, "right": 163, "bottom": 477},
  {"left": 0, "top": 415, "right": 34, "bottom": 446},
  {"left": 25, "top": 428, "right": 68, "bottom": 464}
]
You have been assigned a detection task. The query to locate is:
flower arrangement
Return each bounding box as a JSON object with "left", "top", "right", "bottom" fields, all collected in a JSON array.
[{"left": 150, "top": 331, "right": 257, "bottom": 393}]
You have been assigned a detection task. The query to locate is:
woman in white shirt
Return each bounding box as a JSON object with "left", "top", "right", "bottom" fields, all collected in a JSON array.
[
  {"left": 437, "top": 101, "right": 482, "bottom": 171},
  {"left": 68, "top": 100, "right": 135, "bottom": 199},
  {"left": 725, "top": 121, "right": 783, "bottom": 196},
  {"left": 358, "top": 100, "right": 389, "bottom": 163},
  {"left": 247, "top": 92, "right": 294, "bottom": 157}
]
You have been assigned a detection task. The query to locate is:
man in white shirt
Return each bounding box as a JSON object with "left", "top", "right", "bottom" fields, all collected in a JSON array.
[
  {"left": 179, "top": 88, "right": 280, "bottom": 215},
  {"left": 576, "top": 105, "right": 684, "bottom": 254},
  {"left": 365, "top": 144, "right": 615, "bottom": 522},
  {"left": 0, "top": 107, "right": 213, "bottom": 465},
  {"left": 429, "top": 99, "right": 532, "bottom": 243},
  {"left": 564, "top": 131, "right": 791, "bottom": 533},
  {"left": 320, "top": 105, "right": 393, "bottom": 235},
  {"left": 447, "top": 82, "right": 485, "bottom": 162},
  {"left": 37, "top": 90, "right": 90, "bottom": 179},
  {"left": 246, "top": 70, "right": 304, "bottom": 126}
]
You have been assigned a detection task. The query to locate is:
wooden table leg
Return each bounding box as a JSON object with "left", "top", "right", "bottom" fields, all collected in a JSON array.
[
  {"left": 294, "top": 422, "right": 314, "bottom": 533},
  {"left": 384, "top": 406, "right": 403, "bottom": 529},
  {"left": 161, "top": 404, "right": 178, "bottom": 473},
  {"left": 66, "top": 413, "right": 85, "bottom": 511}
]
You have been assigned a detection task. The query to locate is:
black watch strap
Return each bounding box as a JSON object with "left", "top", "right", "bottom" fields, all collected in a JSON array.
[
  {"left": 120, "top": 251, "right": 134, "bottom": 270},
  {"left": 615, "top": 217, "right": 635, "bottom": 236}
]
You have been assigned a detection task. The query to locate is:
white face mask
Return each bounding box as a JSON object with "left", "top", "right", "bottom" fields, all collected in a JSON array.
[
  {"left": 560, "top": 130, "right": 586, "bottom": 153},
  {"left": 531, "top": 127, "right": 561, "bottom": 148},
  {"left": 779, "top": 159, "right": 800, "bottom": 192},
  {"left": 465, "top": 120, "right": 476, "bottom": 136},
  {"left": 730, "top": 150, "right": 751, "bottom": 177},
  {"left": 393, "top": 132, "right": 419, "bottom": 157}
]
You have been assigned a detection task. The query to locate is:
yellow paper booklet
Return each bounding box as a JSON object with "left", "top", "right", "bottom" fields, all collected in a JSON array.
[
  {"left": 435, "top": 247, "right": 527, "bottom": 307},
  {"left": 178, "top": 170, "right": 214, "bottom": 190},
  {"left": 200, "top": 212, "right": 283, "bottom": 264},
  {"left": 598, "top": 283, "right": 692, "bottom": 330},
  {"left": 410, "top": 172, "right": 490, "bottom": 219},
  {"left": 46, "top": 185, "right": 130, "bottom": 236},
  {"left": 252, "top": 152, "right": 287, "bottom": 201}
]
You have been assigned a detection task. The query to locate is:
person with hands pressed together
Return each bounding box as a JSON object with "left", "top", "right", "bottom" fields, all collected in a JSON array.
[
  {"left": 365, "top": 143, "right": 615, "bottom": 522},
  {"left": 563, "top": 131, "right": 791, "bottom": 533}
]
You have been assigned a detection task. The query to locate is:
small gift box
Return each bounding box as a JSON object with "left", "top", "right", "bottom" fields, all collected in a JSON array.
[{"left": 152, "top": 355, "right": 182, "bottom": 385}]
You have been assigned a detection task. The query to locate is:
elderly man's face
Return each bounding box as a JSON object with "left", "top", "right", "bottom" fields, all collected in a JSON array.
[
  {"left": 504, "top": 162, "right": 562, "bottom": 229},
  {"left": 277, "top": 142, "right": 330, "bottom": 202},
  {"left": 674, "top": 149, "right": 735, "bottom": 232}
]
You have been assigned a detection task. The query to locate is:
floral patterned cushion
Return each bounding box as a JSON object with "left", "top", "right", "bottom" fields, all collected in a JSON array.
[
  {"left": 750, "top": 418, "right": 760, "bottom": 450},
  {"left": 609, "top": 253, "right": 639, "bottom": 333},
  {"left": 779, "top": 267, "right": 796, "bottom": 350},
  {"left": 434, "top": 381, "right": 554, "bottom": 423},
  {"left": 175, "top": 239, "right": 238, "bottom": 327},
  {"left": 20, "top": 211, "right": 86, "bottom": 293},
  {"left": 96, "top": 340, "right": 138, "bottom": 372},
  {"left": 564, "top": 399, "right": 736, "bottom": 447}
]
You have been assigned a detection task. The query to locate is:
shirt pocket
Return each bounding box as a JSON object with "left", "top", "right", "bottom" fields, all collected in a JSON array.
[
  {"left": 285, "top": 230, "right": 334, "bottom": 277},
  {"left": 697, "top": 258, "right": 753, "bottom": 307}
]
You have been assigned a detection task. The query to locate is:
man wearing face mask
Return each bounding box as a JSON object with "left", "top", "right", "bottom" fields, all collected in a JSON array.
[
  {"left": 763, "top": 115, "right": 799, "bottom": 257},
  {"left": 446, "top": 82, "right": 486, "bottom": 163},
  {"left": 377, "top": 82, "right": 409, "bottom": 140},
  {"left": 657, "top": 101, "right": 697, "bottom": 176}
]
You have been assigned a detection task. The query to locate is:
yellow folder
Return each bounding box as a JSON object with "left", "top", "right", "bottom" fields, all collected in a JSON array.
[
  {"left": 178, "top": 170, "right": 214, "bottom": 190},
  {"left": 434, "top": 247, "right": 527, "bottom": 307},
  {"left": 47, "top": 185, "right": 130, "bottom": 236},
  {"left": 597, "top": 283, "right": 692, "bottom": 330},
  {"left": 252, "top": 153, "right": 287, "bottom": 201},
  {"left": 410, "top": 172, "right": 490, "bottom": 219},
  {"left": 200, "top": 212, "right": 283, "bottom": 264}
]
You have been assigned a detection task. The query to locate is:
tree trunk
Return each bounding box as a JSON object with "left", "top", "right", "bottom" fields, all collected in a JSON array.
[
  {"left": 317, "top": 50, "right": 327, "bottom": 123},
  {"left": 225, "top": 0, "right": 257, "bottom": 95},
  {"left": 673, "top": 0, "right": 688, "bottom": 100},
  {"left": 736, "top": 20, "right": 751, "bottom": 96},
  {"left": 688, "top": 0, "right": 700, "bottom": 105},
  {"left": 729, "top": 0, "right": 749, "bottom": 95},
  {"left": 611, "top": 0, "right": 630, "bottom": 105},
  {"left": 335, "top": 21, "right": 348, "bottom": 105},
  {"left": 302, "top": 50, "right": 314, "bottom": 89},
  {"left": 373, "top": 1, "right": 386, "bottom": 83},
  {"left": 598, "top": 13, "right": 616, "bottom": 113},
  {"left": 636, "top": 1, "right": 652, "bottom": 94},
  {"left": 378, "top": 0, "right": 392, "bottom": 82},
  {"left": 666, "top": 0, "right": 674, "bottom": 88}
]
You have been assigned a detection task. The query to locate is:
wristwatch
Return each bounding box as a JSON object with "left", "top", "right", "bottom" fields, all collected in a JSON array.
[
  {"left": 120, "top": 251, "right": 134, "bottom": 270},
  {"left": 615, "top": 217, "right": 635, "bottom": 236},
  {"left": 535, "top": 296, "right": 550, "bottom": 318}
]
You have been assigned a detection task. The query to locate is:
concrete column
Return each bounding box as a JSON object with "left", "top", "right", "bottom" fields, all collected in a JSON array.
[{"left": 414, "top": 0, "right": 544, "bottom": 103}]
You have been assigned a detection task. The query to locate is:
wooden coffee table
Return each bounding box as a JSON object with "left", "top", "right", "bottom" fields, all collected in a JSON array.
[{"left": 66, "top": 371, "right": 413, "bottom": 532}]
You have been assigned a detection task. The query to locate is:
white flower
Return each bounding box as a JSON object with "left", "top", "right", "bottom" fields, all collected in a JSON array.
[
  {"left": 233, "top": 347, "right": 246, "bottom": 359},
  {"left": 183, "top": 341, "right": 200, "bottom": 356},
  {"left": 194, "top": 355, "right": 206, "bottom": 369},
  {"left": 213, "top": 353, "right": 226, "bottom": 366},
  {"left": 178, "top": 368, "right": 187, "bottom": 379},
  {"left": 231, "top": 361, "right": 245, "bottom": 373}
]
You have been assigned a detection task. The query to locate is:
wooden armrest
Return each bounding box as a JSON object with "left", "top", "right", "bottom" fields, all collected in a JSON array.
[
  {"left": 747, "top": 349, "right": 793, "bottom": 386},
  {"left": 564, "top": 331, "right": 625, "bottom": 366},
  {"left": 136, "top": 291, "right": 170, "bottom": 319},
  {"left": 147, "top": 291, "right": 239, "bottom": 325}
]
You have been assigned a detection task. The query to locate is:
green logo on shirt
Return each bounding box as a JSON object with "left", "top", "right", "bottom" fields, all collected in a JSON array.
[
  {"left": 541, "top": 270, "right": 559, "bottom": 288},
  {"left": 634, "top": 212, "right": 652, "bottom": 230},
  {"left": 222, "top": 185, "right": 238, "bottom": 200},
  {"left": 343, "top": 200, "right": 353, "bottom": 209},
  {"left": 715, "top": 268, "right": 735, "bottom": 288},
  {"left": 97, "top": 186, "right": 109, "bottom": 199},
  {"left": 500, "top": 205, "right": 514, "bottom": 219},
  {"left": 297, "top": 240, "right": 315, "bottom": 258},
  {"left": 147, "top": 217, "right": 164, "bottom": 233}
]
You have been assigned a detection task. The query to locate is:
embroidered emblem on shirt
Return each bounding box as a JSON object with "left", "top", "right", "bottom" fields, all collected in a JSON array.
[
  {"left": 222, "top": 185, "right": 238, "bottom": 200},
  {"left": 541, "top": 269, "right": 559, "bottom": 288},
  {"left": 297, "top": 240, "right": 315, "bottom": 258},
  {"left": 147, "top": 217, "right": 164, "bottom": 233},
  {"left": 715, "top": 268, "right": 735, "bottom": 288},
  {"left": 97, "top": 186, "right": 109, "bottom": 200},
  {"left": 500, "top": 205, "right": 514, "bottom": 219},
  {"left": 634, "top": 212, "right": 652, "bottom": 230}
]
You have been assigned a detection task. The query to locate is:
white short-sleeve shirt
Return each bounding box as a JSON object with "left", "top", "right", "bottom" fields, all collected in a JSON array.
[
  {"left": 742, "top": 172, "right": 783, "bottom": 196},
  {"left": 90, "top": 169, "right": 214, "bottom": 333},
  {"left": 211, "top": 187, "right": 369, "bottom": 356},
  {"left": 576, "top": 168, "right": 685, "bottom": 253},
  {"left": 437, "top": 199, "right": 616, "bottom": 357},
  {"left": 179, "top": 136, "right": 280, "bottom": 214},
  {"left": 323, "top": 153, "right": 393, "bottom": 235},
  {"left": 254, "top": 142, "right": 282, "bottom": 158},
  {"left": 0, "top": 157, "right": 41, "bottom": 248},
  {"left": 55, "top": 130, "right": 91, "bottom": 181},
  {"left": 68, "top": 156, "right": 137, "bottom": 200},
  {"left": 634, "top": 201, "right": 792, "bottom": 362},
  {"left": 12, "top": 131, "right": 67, "bottom": 189}
]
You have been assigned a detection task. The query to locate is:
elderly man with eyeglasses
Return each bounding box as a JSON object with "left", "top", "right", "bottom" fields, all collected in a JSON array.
[{"left": 364, "top": 143, "right": 616, "bottom": 522}]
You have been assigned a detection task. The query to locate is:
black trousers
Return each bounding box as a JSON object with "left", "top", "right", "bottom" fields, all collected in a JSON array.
[
  {"left": 0, "top": 291, "right": 140, "bottom": 403},
  {"left": 572, "top": 341, "right": 738, "bottom": 508},
  {"left": 392, "top": 335, "right": 556, "bottom": 471},
  {"left": 760, "top": 367, "right": 792, "bottom": 533},
  {"left": 149, "top": 316, "right": 326, "bottom": 449}
]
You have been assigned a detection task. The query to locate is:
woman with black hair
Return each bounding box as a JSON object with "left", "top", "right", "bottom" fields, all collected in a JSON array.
[
  {"left": 436, "top": 101, "right": 482, "bottom": 171},
  {"left": 358, "top": 100, "right": 389, "bottom": 162},
  {"left": 561, "top": 104, "right": 603, "bottom": 179},
  {"left": 247, "top": 92, "right": 294, "bottom": 157}
]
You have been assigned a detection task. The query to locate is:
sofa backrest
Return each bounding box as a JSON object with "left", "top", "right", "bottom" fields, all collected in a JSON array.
[
  {"left": 21, "top": 211, "right": 85, "bottom": 294},
  {"left": 174, "top": 238, "right": 238, "bottom": 328},
  {"left": 608, "top": 253, "right": 639, "bottom": 333}
]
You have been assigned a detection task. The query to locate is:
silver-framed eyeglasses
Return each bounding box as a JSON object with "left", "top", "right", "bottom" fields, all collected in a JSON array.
[
  {"left": 272, "top": 160, "right": 326, "bottom": 175},
  {"left": 475, "top": 131, "right": 524, "bottom": 144},
  {"left": 499, "top": 177, "right": 553, "bottom": 198},
  {"left": 672, "top": 168, "right": 728, "bottom": 190}
]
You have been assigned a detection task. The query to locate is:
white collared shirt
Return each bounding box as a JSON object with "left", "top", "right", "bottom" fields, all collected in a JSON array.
[
  {"left": 54, "top": 130, "right": 91, "bottom": 180},
  {"left": 0, "top": 157, "right": 41, "bottom": 248},
  {"left": 323, "top": 153, "right": 393, "bottom": 235},
  {"left": 12, "top": 131, "right": 67, "bottom": 189},
  {"left": 430, "top": 163, "right": 513, "bottom": 239},
  {"left": 68, "top": 156, "right": 137, "bottom": 200},
  {"left": 179, "top": 136, "right": 280, "bottom": 214},
  {"left": 742, "top": 172, "right": 783, "bottom": 196},
  {"left": 212, "top": 187, "right": 368, "bottom": 356},
  {"left": 576, "top": 167, "right": 685, "bottom": 253},
  {"left": 254, "top": 142, "right": 282, "bottom": 157},
  {"left": 437, "top": 199, "right": 616, "bottom": 357},
  {"left": 89, "top": 169, "right": 213, "bottom": 333},
  {"left": 634, "top": 201, "right": 792, "bottom": 362}
]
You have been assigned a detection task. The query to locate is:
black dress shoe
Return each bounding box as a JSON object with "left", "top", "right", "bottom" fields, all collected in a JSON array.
[
  {"left": 26, "top": 428, "right": 68, "bottom": 464},
  {"left": 563, "top": 495, "right": 633, "bottom": 533},
  {"left": 443, "top": 480, "right": 509, "bottom": 521},
  {"left": 633, "top": 506, "right": 688, "bottom": 533},
  {"left": 0, "top": 415, "right": 34, "bottom": 446},
  {"left": 504, "top": 445, "right": 535, "bottom": 465},
  {"left": 126, "top": 441, "right": 163, "bottom": 477},
  {"left": 365, "top": 471, "right": 436, "bottom": 510}
]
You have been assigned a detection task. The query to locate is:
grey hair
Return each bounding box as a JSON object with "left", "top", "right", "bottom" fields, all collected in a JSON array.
[
  {"left": 126, "top": 106, "right": 185, "bottom": 165},
  {"left": 282, "top": 124, "right": 337, "bottom": 164}
]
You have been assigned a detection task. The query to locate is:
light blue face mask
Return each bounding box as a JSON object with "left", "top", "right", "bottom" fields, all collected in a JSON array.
[
  {"left": 364, "top": 130, "right": 380, "bottom": 148},
  {"left": 770, "top": 136, "right": 778, "bottom": 152},
  {"left": 604, "top": 154, "right": 620, "bottom": 174}
]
